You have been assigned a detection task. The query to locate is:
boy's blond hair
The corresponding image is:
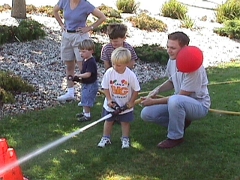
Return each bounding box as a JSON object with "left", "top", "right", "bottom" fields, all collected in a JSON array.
[
  {"left": 78, "top": 39, "right": 95, "bottom": 51},
  {"left": 111, "top": 47, "right": 131, "bottom": 65}
]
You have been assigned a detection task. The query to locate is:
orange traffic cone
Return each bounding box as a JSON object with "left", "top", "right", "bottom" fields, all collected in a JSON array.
[
  {"left": 2, "top": 148, "right": 24, "bottom": 180},
  {"left": 0, "top": 138, "right": 9, "bottom": 178}
]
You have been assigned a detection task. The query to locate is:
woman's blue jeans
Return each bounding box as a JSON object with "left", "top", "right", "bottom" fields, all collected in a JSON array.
[{"left": 140, "top": 95, "right": 209, "bottom": 139}]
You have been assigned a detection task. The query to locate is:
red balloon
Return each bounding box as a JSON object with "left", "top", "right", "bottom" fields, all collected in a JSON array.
[{"left": 176, "top": 46, "right": 203, "bottom": 73}]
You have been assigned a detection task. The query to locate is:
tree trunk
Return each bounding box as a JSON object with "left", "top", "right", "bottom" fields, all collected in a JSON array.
[{"left": 11, "top": 0, "right": 27, "bottom": 19}]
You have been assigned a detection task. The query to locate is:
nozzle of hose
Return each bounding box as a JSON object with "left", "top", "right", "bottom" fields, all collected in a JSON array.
[
  {"left": 111, "top": 102, "right": 128, "bottom": 116},
  {"left": 67, "top": 75, "right": 82, "bottom": 82}
]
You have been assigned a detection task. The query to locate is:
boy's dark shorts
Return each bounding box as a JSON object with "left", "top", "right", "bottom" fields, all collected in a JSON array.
[{"left": 102, "top": 108, "right": 134, "bottom": 123}]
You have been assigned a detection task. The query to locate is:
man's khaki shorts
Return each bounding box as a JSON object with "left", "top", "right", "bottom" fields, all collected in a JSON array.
[{"left": 61, "top": 31, "right": 89, "bottom": 62}]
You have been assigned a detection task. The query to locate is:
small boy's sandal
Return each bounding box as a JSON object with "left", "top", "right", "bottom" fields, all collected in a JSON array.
[{"left": 77, "top": 116, "right": 91, "bottom": 122}]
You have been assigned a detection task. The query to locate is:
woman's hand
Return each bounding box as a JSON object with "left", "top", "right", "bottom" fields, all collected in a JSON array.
[{"left": 76, "top": 26, "right": 92, "bottom": 34}]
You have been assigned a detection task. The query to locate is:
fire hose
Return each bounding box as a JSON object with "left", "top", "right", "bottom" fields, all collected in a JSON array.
[{"left": 98, "top": 89, "right": 240, "bottom": 116}]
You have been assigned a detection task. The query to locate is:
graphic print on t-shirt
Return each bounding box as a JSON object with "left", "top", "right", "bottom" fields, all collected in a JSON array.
[{"left": 110, "top": 79, "right": 129, "bottom": 99}]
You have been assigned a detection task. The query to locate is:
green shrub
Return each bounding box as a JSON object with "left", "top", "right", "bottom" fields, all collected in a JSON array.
[
  {"left": 26, "top": 5, "right": 63, "bottom": 18},
  {"left": 0, "top": 4, "right": 11, "bottom": 12},
  {"left": 0, "top": 25, "right": 15, "bottom": 44},
  {"left": 161, "top": 0, "right": 188, "bottom": 19},
  {"left": 214, "top": 19, "right": 240, "bottom": 39},
  {"left": 93, "top": 18, "right": 122, "bottom": 33},
  {"left": 93, "top": 42, "right": 104, "bottom": 62},
  {"left": 216, "top": 0, "right": 240, "bottom": 23},
  {"left": 134, "top": 44, "right": 168, "bottom": 64},
  {"left": 0, "top": 6, "right": 4, "bottom": 13},
  {"left": 38, "top": 5, "right": 55, "bottom": 17},
  {"left": 98, "top": 4, "right": 121, "bottom": 18},
  {"left": 15, "top": 19, "right": 46, "bottom": 42},
  {"left": 128, "top": 13, "right": 167, "bottom": 32},
  {"left": 0, "top": 19, "right": 46, "bottom": 45},
  {"left": 116, "top": 0, "right": 139, "bottom": 13},
  {"left": 0, "top": 71, "right": 35, "bottom": 105},
  {"left": 89, "top": 42, "right": 169, "bottom": 64},
  {"left": 180, "top": 15, "right": 195, "bottom": 29},
  {"left": 26, "top": 4, "right": 37, "bottom": 14},
  {"left": 90, "top": 42, "right": 169, "bottom": 64},
  {"left": 91, "top": 42, "right": 169, "bottom": 64},
  {"left": 0, "top": 87, "right": 15, "bottom": 105}
]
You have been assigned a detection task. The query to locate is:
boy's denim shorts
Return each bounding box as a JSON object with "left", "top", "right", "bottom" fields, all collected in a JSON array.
[
  {"left": 102, "top": 108, "right": 134, "bottom": 123},
  {"left": 79, "top": 81, "right": 98, "bottom": 107},
  {"left": 61, "top": 31, "right": 89, "bottom": 62}
]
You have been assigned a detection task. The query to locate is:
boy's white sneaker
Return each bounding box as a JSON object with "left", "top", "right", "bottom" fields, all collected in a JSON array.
[
  {"left": 57, "top": 93, "right": 75, "bottom": 102},
  {"left": 121, "top": 138, "right": 130, "bottom": 149},
  {"left": 98, "top": 137, "right": 111, "bottom": 148}
]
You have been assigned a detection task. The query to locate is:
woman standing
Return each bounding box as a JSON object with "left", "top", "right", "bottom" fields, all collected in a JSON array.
[{"left": 53, "top": 0, "right": 106, "bottom": 102}]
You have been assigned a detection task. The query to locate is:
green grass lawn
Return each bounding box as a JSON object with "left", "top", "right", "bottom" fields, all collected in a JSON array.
[{"left": 1, "top": 62, "right": 240, "bottom": 180}]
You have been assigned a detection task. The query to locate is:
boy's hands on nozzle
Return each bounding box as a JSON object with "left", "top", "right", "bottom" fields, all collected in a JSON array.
[
  {"left": 110, "top": 102, "right": 129, "bottom": 116},
  {"left": 72, "top": 76, "right": 82, "bottom": 82}
]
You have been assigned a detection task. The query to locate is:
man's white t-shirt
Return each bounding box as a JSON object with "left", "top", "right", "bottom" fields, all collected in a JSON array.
[{"left": 166, "top": 60, "right": 211, "bottom": 109}]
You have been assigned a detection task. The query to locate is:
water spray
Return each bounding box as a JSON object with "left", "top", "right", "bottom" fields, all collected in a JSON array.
[{"left": 0, "top": 115, "right": 105, "bottom": 174}]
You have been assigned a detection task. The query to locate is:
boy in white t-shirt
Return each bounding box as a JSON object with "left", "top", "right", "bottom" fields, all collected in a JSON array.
[{"left": 98, "top": 47, "right": 140, "bottom": 149}]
